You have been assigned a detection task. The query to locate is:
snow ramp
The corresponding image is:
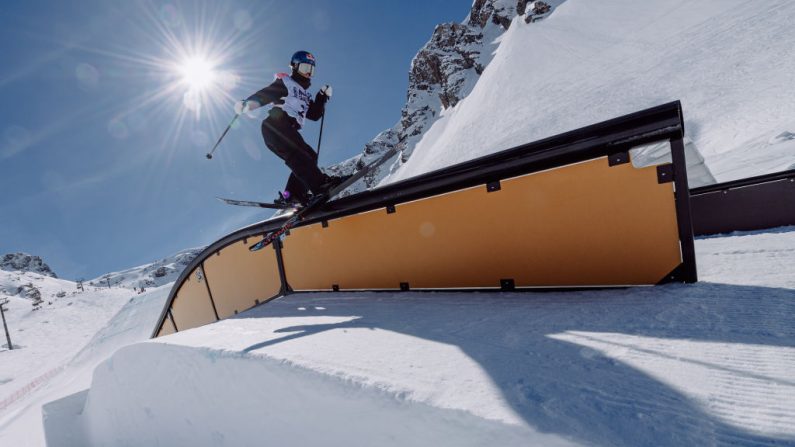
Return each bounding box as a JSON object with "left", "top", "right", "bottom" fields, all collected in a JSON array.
[
  {"left": 154, "top": 101, "right": 697, "bottom": 338},
  {"left": 44, "top": 339, "right": 574, "bottom": 447}
]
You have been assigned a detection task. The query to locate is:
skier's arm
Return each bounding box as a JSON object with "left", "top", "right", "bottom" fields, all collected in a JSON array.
[
  {"left": 306, "top": 85, "right": 332, "bottom": 121},
  {"left": 242, "top": 79, "right": 288, "bottom": 111}
]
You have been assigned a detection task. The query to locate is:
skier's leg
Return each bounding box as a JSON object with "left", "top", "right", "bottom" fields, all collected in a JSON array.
[
  {"left": 261, "top": 120, "right": 325, "bottom": 199},
  {"left": 285, "top": 134, "right": 325, "bottom": 194},
  {"left": 283, "top": 173, "right": 308, "bottom": 202},
  {"left": 283, "top": 145, "right": 318, "bottom": 203}
]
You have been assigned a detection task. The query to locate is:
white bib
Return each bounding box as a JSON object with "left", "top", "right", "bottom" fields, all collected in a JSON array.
[{"left": 275, "top": 73, "right": 311, "bottom": 128}]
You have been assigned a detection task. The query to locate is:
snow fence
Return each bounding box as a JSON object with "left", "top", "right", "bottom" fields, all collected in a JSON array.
[{"left": 154, "top": 101, "right": 697, "bottom": 338}]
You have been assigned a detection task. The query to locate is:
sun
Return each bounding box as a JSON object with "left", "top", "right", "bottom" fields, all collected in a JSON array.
[
  {"left": 99, "top": 2, "right": 255, "bottom": 144},
  {"left": 178, "top": 56, "right": 217, "bottom": 91}
]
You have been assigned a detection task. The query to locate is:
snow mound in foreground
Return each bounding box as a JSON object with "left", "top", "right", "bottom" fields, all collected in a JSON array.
[{"left": 48, "top": 342, "right": 571, "bottom": 447}]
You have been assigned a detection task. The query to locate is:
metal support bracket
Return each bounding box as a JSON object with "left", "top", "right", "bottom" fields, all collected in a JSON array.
[
  {"left": 657, "top": 163, "right": 674, "bottom": 183},
  {"left": 500, "top": 279, "right": 515, "bottom": 290},
  {"left": 608, "top": 151, "right": 630, "bottom": 167}
]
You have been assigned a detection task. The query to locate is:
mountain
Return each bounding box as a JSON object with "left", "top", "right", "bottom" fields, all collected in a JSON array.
[
  {"left": 331, "top": 0, "right": 795, "bottom": 191},
  {"left": 0, "top": 249, "right": 204, "bottom": 291},
  {"left": 0, "top": 253, "right": 57, "bottom": 278},
  {"left": 325, "top": 0, "right": 565, "bottom": 191},
  {"left": 88, "top": 247, "right": 203, "bottom": 290}
]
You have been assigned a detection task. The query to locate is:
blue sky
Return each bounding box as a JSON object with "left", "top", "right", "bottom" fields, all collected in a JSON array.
[{"left": 0, "top": 0, "right": 471, "bottom": 280}]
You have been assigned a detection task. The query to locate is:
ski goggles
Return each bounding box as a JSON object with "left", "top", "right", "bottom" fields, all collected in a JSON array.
[{"left": 296, "top": 62, "right": 315, "bottom": 78}]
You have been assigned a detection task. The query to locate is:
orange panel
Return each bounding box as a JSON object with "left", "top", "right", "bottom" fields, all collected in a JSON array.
[
  {"left": 156, "top": 317, "right": 176, "bottom": 337},
  {"left": 281, "top": 157, "right": 681, "bottom": 289},
  {"left": 203, "top": 240, "right": 283, "bottom": 318},
  {"left": 170, "top": 267, "right": 217, "bottom": 331}
]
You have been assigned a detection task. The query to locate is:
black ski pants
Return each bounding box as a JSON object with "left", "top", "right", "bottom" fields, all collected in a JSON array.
[{"left": 261, "top": 116, "right": 325, "bottom": 203}]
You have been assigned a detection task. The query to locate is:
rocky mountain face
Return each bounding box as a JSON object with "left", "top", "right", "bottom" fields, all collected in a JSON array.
[
  {"left": 0, "top": 253, "right": 57, "bottom": 278},
  {"left": 327, "top": 0, "right": 560, "bottom": 190}
]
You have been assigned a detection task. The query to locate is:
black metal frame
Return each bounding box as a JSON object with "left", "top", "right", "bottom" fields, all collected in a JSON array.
[
  {"left": 273, "top": 239, "right": 292, "bottom": 295},
  {"left": 151, "top": 101, "right": 696, "bottom": 338},
  {"left": 690, "top": 168, "right": 795, "bottom": 236},
  {"left": 200, "top": 262, "right": 221, "bottom": 321},
  {"left": 665, "top": 138, "right": 697, "bottom": 283}
]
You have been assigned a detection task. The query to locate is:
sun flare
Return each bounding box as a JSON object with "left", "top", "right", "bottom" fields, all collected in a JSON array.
[
  {"left": 100, "top": 2, "right": 257, "bottom": 146},
  {"left": 178, "top": 56, "right": 216, "bottom": 91}
]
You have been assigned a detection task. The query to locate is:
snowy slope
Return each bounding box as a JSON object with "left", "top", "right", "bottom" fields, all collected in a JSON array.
[
  {"left": 326, "top": 0, "right": 568, "bottom": 194},
  {"left": 382, "top": 0, "right": 795, "bottom": 184},
  {"left": 46, "top": 228, "right": 795, "bottom": 446},
  {"left": 0, "top": 248, "right": 199, "bottom": 445},
  {"left": 0, "top": 282, "right": 169, "bottom": 447},
  {"left": 87, "top": 247, "right": 202, "bottom": 289}
]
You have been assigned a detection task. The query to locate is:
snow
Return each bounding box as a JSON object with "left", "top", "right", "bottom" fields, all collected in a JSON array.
[
  {"left": 0, "top": 272, "right": 129, "bottom": 392},
  {"left": 2, "top": 0, "right": 795, "bottom": 445},
  {"left": 87, "top": 247, "right": 202, "bottom": 290},
  {"left": 387, "top": 0, "right": 795, "bottom": 184},
  {"left": 0, "top": 278, "right": 169, "bottom": 446},
  {"left": 13, "top": 227, "right": 790, "bottom": 446}
]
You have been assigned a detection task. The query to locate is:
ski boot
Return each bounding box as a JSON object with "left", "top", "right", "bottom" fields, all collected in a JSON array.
[{"left": 274, "top": 190, "right": 303, "bottom": 208}]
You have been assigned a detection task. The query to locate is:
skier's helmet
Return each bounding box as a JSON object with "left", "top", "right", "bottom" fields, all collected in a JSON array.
[{"left": 290, "top": 51, "right": 316, "bottom": 78}]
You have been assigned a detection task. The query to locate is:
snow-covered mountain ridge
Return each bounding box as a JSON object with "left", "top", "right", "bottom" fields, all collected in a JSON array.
[
  {"left": 87, "top": 247, "right": 203, "bottom": 290},
  {"left": 326, "top": 0, "right": 563, "bottom": 191},
  {"left": 1, "top": 254, "right": 56, "bottom": 279},
  {"left": 0, "top": 248, "right": 203, "bottom": 291},
  {"left": 331, "top": 0, "right": 795, "bottom": 189}
]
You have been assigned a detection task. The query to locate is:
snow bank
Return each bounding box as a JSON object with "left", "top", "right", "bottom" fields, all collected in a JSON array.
[
  {"left": 60, "top": 342, "right": 569, "bottom": 447},
  {"left": 389, "top": 0, "right": 795, "bottom": 183},
  {"left": 44, "top": 228, "right": 795, "bottom": 446},
  {"left": 0, "top": 284, "right": 169, "bottom": 446}
]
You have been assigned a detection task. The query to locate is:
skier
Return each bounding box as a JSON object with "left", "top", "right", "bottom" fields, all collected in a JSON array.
[{"left": 236, "top": 51, "right": 345, "bottom": 206}]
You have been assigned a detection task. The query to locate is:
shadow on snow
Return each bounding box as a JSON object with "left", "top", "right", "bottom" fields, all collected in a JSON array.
[{"left": 235, "top": 281, "right": 795, "bottom": 447}]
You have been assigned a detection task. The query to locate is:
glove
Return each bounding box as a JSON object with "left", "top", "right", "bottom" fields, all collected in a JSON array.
[
  {"left": 319, "top": 85, "right": 333, "bottom": 99},
  {"left": 234, "top": 99, "right": 259, "bottom": 114}
]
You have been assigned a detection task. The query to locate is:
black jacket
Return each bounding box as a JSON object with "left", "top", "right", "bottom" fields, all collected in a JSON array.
[{"left": 246, "top": 72, "right": 327, "bottom": 127}]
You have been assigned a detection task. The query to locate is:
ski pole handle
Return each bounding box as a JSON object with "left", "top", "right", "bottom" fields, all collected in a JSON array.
[{"left": 206, "top": 113, "right": 240, "bottom": 160}]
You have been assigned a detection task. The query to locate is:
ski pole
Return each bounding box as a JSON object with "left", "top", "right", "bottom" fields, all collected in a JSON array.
[
  {"left": 316, "top": 113, "right": 325, "bottom": 157},
  {"left": 206, "top": 113, "right": 240, "bottom": 160}
]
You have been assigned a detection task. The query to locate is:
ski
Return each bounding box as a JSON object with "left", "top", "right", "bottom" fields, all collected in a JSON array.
[
  {"left": 217, "top": 197, "right": 295, "bottom": 210},
  {"left": 249, "top": 147, "right": 399, "bottom": 252}
]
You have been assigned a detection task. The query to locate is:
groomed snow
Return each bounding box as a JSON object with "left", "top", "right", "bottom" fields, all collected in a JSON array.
[{"left": 42, "top": 228, "right": 795, "bottom": 446}]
